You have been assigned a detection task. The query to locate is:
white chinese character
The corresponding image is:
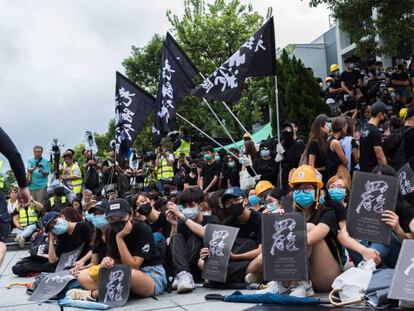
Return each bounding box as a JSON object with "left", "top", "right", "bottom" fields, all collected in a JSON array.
[
  {"left": 242, "top": 36, "right": 255, "bottom": 50},
  {"left": 201, "top": 79, "right": 215, "bottom": 93},
  {"left": 214, "top": 68, "right": 239, "bottom": 92},
  {"left": 227, "top": 50, "right": 246, "bottom": 67},
  {"left": 254, "top": 34, "right": 266, "bottom": 52},
  {"left": 118, "top": 87, "right": 135, "bottom": 107},
  {"left": 162, "top": 59, "right": 175, "bottom": 81}
]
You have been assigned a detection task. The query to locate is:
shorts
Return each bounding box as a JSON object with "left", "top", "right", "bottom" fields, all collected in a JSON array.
[
  {"left": 0, "top": 220, "right": 10, "bottom": 242},
  {"left": 141, "top": 264, "right": 167, "bottom": 296},
  {"left": 87, "top": 264, "right": 101, "bottom": 282}
]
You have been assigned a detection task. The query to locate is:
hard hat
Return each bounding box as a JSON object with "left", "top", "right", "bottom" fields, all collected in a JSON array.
[
  {"left": 255, "top": 180, "right": 274, "bottom": 196},
  {"left": 325, "top": 76, "right": 333, "bottom": 83},
  {"left": 243, "top": 132, "right": 252, "bottom": 140},
  {"left": 399, "top": 108, "right": 408, "bottom": 119},
  {"left": 330, "top": 64, "right": 339, "bottom": 73},
  {"left": 288, "top": 165, "right": 324, "bottom": 189}
]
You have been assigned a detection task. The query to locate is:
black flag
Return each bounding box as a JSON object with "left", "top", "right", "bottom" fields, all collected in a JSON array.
[
  {"left": 194, "top": 17, "right": 276, "bottom": 103},
  {"left": 152, "top": 33, "right": 198, "bottom": 145},
  {"left": 115, "top": 71, "right": 155, "bottom": 162}
]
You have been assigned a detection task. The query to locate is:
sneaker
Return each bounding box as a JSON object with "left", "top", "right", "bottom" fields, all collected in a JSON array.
[
  {"left": 172, "top": 277, "right": 178, "bottom": 290},
  {"left": 289, "top": 280, "right": 315, "bottom": 297},
  {"left": 255, "top": 281, "right": 290, "bottom": 294},
  {"left": 176, "top": 271, "right": 196, "bottom": 294},
  {"left": 14, "top": 235, "right": 21, "bottom": 242},
  {"left": 66, "top": 289, "right": 96, "bottom": 301},
  {"left": 18, "top": 236, "right": 26, "bottom": 249},
  {"left": 244, "top": 273, "right": 263, "bottom": 284}
]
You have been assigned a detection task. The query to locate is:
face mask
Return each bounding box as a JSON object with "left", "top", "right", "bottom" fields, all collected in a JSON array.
[
  {"left": 92, "top": 215, "right": 109, "bottom": 229},
  {"left": 52, "top": 218, "right": 68, "bottom": 235},
  {"left": 260, "top": 150, "right": 270, "bottom": 158},
  {"left": 190, "top": 167, "right": 197, "bottom": 173},
  {"left": 328, "top": 188, "right": 346, "bottom": 202},
  {"left": 214, "top": 155, "right": 221, "bottom": 161},
  {"left": 293, "top": 190, "right": 315, "bottom": 208},
  {"left": 319, "top": 196, "right": 325, "bottom": 206},
  {"left": 248, "top": 195, "right": 260, "bottom": 206},
  {"left": 282, "top": 131, "right": 294, "bottom": 143},
  {"left": 228, "top": 161, "right": 236, "bottom": 168},
  {"left": 202, "top": 210, "right": 212, "bottom": 216},
  {"left": 266, "top": 202, "right": 277, "bottom": 213},
  {"left": 229, "top": 202, "right": 245, "bottom": 217},
  {"left": 85, "top": 212, "right": 94, "bottom": 223},
  {"left": 138, "top": 203, "right": 152, "bottom": 216},
  {"left": 110, "top": 221, "right": 126, "bottom": 234},
  {"left": 203, "top": 154, "right": 212, "bottom": 161},
  {"left": 182, "top": 207, "right": 199, "bottom": 220}
]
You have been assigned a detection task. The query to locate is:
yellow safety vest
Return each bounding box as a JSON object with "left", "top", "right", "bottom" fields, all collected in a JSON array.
[
  {"left": 174, "top": 139, "right": 191, "bottom": 157},
  {"left": 156, "top": 158, "right": 174, "bottom": 181},
  {"left": 0, "top": 160, "right": 4, "bottom": 189},
  {"left": 62, "top": 162, "right": 82, "bottom": 194},
  {"left": 18, "top": 204, "right": 38, "bottom": 227},
  {"left": 49, "top": 196, "right": 66, "bottom": 206}
]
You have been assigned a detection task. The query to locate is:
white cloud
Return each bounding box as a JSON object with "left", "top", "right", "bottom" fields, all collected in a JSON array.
[{"left": 0, "top": 0, "right": 330, "bottom": 168}]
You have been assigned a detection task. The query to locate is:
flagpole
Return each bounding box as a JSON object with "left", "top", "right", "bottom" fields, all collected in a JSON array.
[
  {"left": 176, "top": 112, "right": 240, "bottom": 160},
  {"left": 273, "top": 17, "right": 282, "bottom": 187}
]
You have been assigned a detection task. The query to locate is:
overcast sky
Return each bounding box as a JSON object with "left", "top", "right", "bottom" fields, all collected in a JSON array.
[{"left": 0, "top": 0, "right": 330, "bottom": 167}]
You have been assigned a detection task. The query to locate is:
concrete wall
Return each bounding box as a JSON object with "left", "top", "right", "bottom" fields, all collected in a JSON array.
[{"left": 287, "top": 43, "right": 327, "bottom": 79}]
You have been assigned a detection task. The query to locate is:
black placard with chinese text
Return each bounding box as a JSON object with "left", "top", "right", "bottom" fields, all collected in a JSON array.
[{"left": 99, "top": 264, "right": 131, "bottom": 308}]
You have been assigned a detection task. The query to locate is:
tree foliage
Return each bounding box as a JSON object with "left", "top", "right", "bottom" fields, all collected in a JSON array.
[{"left": 308, "top": 0, "right": 414, "bottom": 58}]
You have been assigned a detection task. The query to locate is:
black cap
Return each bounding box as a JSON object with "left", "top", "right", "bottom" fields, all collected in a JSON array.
[
  {"left": 42, "top": 212, "right": 60, "bottom": 232},
  {"left": 89, "top": 200, "right": 108, "bottom": 214},
  {"left": 105, "top": 198, "right": 131, "bottom": 218},
  {"left": 371, "top": 102, "right": 392, "bottom": 116}
]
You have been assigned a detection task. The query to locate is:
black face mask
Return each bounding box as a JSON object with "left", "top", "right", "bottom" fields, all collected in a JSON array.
[
  {"left": 282, "top": 131, "right": 294, "bottom": 144},
  {"left": 138, "top": 203, "right": 152, "bottom": 216},
  {"left": 110, "top": 221, "right": 126, "bottom": 234},
  {"left": 228, "top": 203, "right": 245, "bottom": 217}
]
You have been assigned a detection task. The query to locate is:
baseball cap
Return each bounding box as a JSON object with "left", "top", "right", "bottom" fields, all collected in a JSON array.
[
  {"left": 42, "top": 212, "right": 60, "bottom": 233},
  {"left": 371, "top": 102, "right": 392, "bottom": 116},
  {"left": 221, "top": 187, "right": 246, "bottom": 205},
  {"left": 89, "top": 200, "right": 108, "bottom": 214},
  {"left": 406, "top": 106, "right": 414, "bottom": 119},
  {"left": 105, "top": 198, "right": 131, "bottom": 218}
]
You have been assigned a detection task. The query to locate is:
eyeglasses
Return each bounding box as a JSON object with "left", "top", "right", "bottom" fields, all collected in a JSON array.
[{"left": 293, "top": 186, "right": 314, "bottom": 194}]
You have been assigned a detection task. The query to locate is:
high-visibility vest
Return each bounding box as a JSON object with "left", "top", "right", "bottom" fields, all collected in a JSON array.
[
  {"left": 18, "top": 204, "right": 38, "bottom": 227},
  {"left": 156, "top": 158, "right": 174, "bottom": 181},
  {"left": 174, "top": 139, "right": 191, "bottom": 157},
  {"left": 49, "top": 196, "right": 66, "bottom": 206},
  {"left": 0, "top": 160, "right": 4, "bottom": 189},
  {"left": 62, "top": 162, "right": 82, "bottom": 194},
  {"left": 143, "top": 165, "right": 157, "bottom": 188}
]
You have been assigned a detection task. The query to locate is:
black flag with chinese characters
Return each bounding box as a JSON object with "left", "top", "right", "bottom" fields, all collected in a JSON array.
[
  {"left": 152, "top": 33, "right": 198, "bottom": 145},
  {"left": 115, "top": 71, "right": 155, "bottom": 163},
  {"left": 193, "top": 17, "right": 276, "bottom": 103}
]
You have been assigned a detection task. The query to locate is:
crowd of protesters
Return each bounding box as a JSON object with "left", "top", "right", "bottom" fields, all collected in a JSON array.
[{"left": 2, "top": 58, "right": 414, "bottom": 302}]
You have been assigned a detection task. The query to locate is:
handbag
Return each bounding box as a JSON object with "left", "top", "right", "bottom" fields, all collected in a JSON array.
[{"left": 239, "top": 169, "right": 256, "bottom": 190}]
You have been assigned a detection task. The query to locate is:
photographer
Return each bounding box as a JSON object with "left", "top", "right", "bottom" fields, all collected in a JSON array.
[
  {"left": 155, "top": 145, "right": 174, "bottom": 195},
  {"left": 102, "top": 148, "right": 121, "bottom": 191},
  {"left": 27, "top": 146, "right": 50, "bottom": 204},
  {"left": 82, "top": 149, "right": 101, "bottom": 195}
]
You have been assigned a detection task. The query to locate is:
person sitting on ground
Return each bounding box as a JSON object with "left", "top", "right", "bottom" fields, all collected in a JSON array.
[
  {"left": 71, "top": 198, "right": 166, "bottom": 301},
  {"left": 264, "top": 188, "right": 284, "bottom": 214},
  {"left": 247, "top": 188, "right": 263, "bottom": 213},
  {"left": 44, "top": 186, "right": 67, "bottom": 212},
  {"left": 12, "top": 197, "right": 43, "bottom": 248},
  {"left": 166, "top": 188, "right": 220, "bottom": 293}
]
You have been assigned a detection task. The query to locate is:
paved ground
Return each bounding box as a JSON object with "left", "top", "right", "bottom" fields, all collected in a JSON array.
[{"left": 0, "top": 250, "right": 256, "bottom": 311}]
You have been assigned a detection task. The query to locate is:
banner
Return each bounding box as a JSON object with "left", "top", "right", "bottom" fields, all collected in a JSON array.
[
  {"left": 202, "top": 224, "right": 239, "bottom": 283},
  {"left": 115, "top": 71, "right": 155, "bottom": 162},
  {"left": 398, "top": 162, "right": 414, "bottom": 196},
  {"left": 346, "top": 172, "right": 399, "bottom": 245},
  {"left": 99, "top": 265, "right": 132, "bottom": 308},
  {"left": 262, "top": 213, "right": 308, "bottom": 281},
  {"left": 152, "top": 33, "right": 198, "bottom": 145},
  {"left": 194, "top": 17, "right": 276, "bottom": 103}
]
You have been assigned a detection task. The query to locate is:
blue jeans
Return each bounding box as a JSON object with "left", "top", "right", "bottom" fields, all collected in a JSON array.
[
  {"left": 141, "top": 265, "right": 167, "bottom": 296},
  {"left": 348, "top": 232, "right": 401, "bottom": 268}
]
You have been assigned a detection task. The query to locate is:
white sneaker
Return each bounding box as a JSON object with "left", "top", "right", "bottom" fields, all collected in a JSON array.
[
  {"left": 66, "top": 289, "right": 96, "bottom": 301},
  {"left": 18, "top": 236, "right": 26, "bottom": 248},
  {"left": 176, "top": 271, "right": 196, "bottom": 294},
  {"left": 255, "top": 281, "right": 289, "bottom": 294},
  {"left": 172, "top": 277, "right": 178, "bottom": 290},
  {"left": 14, "top": 235, "right": 21, "bottom": 242},
  {"left": 289, "top": 280, "right": 315, "bottom": 297},
  {"left": 244, "top": 273, "right": 263, "bottom": 284}
]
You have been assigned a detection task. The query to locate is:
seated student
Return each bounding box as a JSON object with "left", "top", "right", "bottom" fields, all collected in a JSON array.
[
  {"left": 198, "top": 187, "right": 263, "bottom": 284},
  {"left": 245, "top": 165, "right": 343, "bottom": 296},
  {"left": 248, "top": 189, "right": 263, "bottom": 212},
  {"left": 263, "top": 188, "right": 284, "bottom": 213},
  {"left": 12, "top": 197, "right": 43, "bottom": 248},
  {"left": 166, "top": 188, "right": 220, "bottom": 293},
  {"left": 69, "top": 198, "right": 166, "bottom": 301},
  {"left": 44, "top": 186, "right": 67, "bottom": 212},
  {"left": 342, "top": 165, "right": 414, "bottom": 268}
]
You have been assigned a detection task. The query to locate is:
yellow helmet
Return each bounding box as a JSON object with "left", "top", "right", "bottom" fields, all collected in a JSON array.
[
  {"left": 289, "top": 165, "right": 324, "bottom": 189},
  {"left": 399, "top": 108, "right": 408, "bottom": 120},
  {"left": 243, "top": 132, "right": 252, "bottom": 140},
  {"left": 255, "top": 180, "right": 274, "bottom": 196},
  {"left": 325, "top": 76, "right": 333, "bottom": 83},
  {"left": 330, "top": 64, "right": 339, "bottom": 73}
]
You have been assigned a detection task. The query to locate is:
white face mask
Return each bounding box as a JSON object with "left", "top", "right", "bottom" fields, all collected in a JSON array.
[
  {"left": 202, "top": 210, "right": 212, "bottom": 216},
  {"left": 182, "top": 207, "right": 199, "bottom": 220}
]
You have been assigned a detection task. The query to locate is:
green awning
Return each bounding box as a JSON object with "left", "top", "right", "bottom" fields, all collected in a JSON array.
[{"left": 214, "top": 123, "right": 272, "bottom": 151}]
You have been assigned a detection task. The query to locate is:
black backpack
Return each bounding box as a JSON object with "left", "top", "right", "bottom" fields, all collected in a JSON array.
[
  {"left": 84, "top": 166, "right": 100, "bottom": 193},
  {"left": 384, "top": 127, "right": 414, "bottom": 171}
]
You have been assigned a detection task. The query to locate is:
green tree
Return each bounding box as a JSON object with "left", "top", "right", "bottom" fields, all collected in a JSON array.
[
  {"left": 3, "top": 170, "right": 17, "bottom": 193},
  {"left": 308, "top": 0, "right": 414, "bottom": 58}
]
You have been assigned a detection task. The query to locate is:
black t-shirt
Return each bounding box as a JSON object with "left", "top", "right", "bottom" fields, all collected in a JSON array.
[
  {"left": 396, "top": 203, "right": 414, "bottom": 233},
  {"left": 309, "top": 205, "right": 343, "bottom": 265},
  {"left": 340, "top": 70, "right": 362, "bottom": 89},
  {"left": 102, "top": 159, "right": 118, "bottom": 184},
  {"left": 108, "top": 221, "right": 162, "bottom": 267},
  {"left": 391, "top": 72, "right": 409, "bottom": 85},
  {"left": 56, "top": 221, "right": 93, "bottom": 259},
  {"left": 251, "top": 158, "right": 279, "bottom": 187},
  {"left": 92, "top": 240, "right": 107, "bottom": 263},
  {"left": 146, "top": 212, "right": 171, "bottom": 239},
  {"left": 326, "top": 200, "right": 347, "bottom": 223},
  {"left": 360, "top": 123, "right": 382, "bottom": 172},
  {"left": 404, "top": 126, "right": 414, "bottom": 162},
  {"left": 325, "top": 137, "right": 343, "bottom": 180},
  {"left": 223, "top": 210, "right": 262, "bottom": 245},
  {"left": 178, "top": 215, "right": 220, "bottom": 240},
  {"left": 201, "top": 161, "right": 221, "bottom": 191},
  {"left": 308, "top": 139, "right": 326, "bottom": 169},
  {"left": 184, "top": 174, "right": 198, "bottom": 186}
]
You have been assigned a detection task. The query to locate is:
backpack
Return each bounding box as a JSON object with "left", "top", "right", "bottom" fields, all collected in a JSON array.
[
  {"left": 84, "top": 167, "right": 100, "bottom": 193},
  {"left": 383, "top": 127, "right": 414, "bottom": 171}
]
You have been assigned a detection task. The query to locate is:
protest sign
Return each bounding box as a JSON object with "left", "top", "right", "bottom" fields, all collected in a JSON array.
[
  {"left": 99, "top": 265, "right": 131, "bottom": 308},
  {"left": 55, "top": 243, "right": 84, "bottom": 272},
  {"left": 29, "top": 270, "right": 76, "bottom": 302},
  {"left": 398, "top": 162, "right": 414, "bottom": 196}
]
